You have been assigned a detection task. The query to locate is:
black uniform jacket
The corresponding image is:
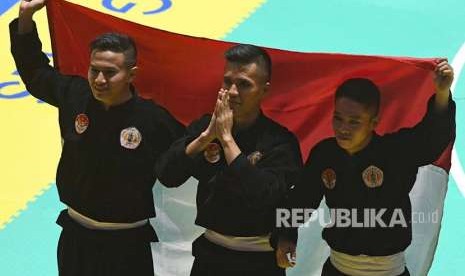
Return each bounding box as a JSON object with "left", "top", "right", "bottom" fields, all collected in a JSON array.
[
  {"left": 156, "top": 113, "right": 303, "bottom": 236},
  {"left": 10, "top": 19, "right": 185, "bottom": 223},
  {"left": 273, "top": 94, "right": 455, "bottom": 256}
]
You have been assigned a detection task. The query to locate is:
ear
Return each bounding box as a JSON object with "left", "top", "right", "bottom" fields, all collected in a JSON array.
[
  {"left": 371, "top": 116, "right": 379, "bottom": 128},
  {"left": 128, "top": 66, "right": 138, "bottom": 83},
  {"left": 261, "top": 81, "right": 271, "bottom": 98}
]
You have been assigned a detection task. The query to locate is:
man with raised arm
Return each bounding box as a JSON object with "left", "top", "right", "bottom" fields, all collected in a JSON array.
[
  {"left": 10, "top": 1, "right": 184, "bottom": 275},
  {"left": 274, "top": 61, "right": 455, "bottom": 276}
]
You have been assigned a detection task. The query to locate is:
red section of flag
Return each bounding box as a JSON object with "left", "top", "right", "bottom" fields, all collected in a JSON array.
[{"left": 46, "top": 0, "right": 452, "bottom": 170}]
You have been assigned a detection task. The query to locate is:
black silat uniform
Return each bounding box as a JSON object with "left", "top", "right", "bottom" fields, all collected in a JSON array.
[
  {"left": 10, "top": 19, "right": 184, "bottom": 276},
  {"left": 156, "top": 113, "right": 303, "bottom": 276},
  {"left": 273, "top": 95, "right": 455, "bottom": 275}
]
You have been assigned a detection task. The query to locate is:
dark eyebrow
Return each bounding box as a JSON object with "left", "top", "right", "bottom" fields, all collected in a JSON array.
[
  {"left": 334, "top": 112, "right": 362, "bottom": 120},
  {"left": 238, "top": 78, "right": 252, "bottom": 84},
  {"left": 89, "top": 65, "right": 118, "bottom": 71}
]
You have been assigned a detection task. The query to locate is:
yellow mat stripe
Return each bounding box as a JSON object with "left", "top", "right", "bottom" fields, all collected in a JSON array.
[{"left": 65, "top": 0, "right": 267, "bottom": 38}]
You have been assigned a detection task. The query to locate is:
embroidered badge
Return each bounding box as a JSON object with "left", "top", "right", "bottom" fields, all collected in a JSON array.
[
  {"left": 120, "top": 127, "right": 142, "bottom": 149},
  {"left": 204, "top": 143, "right": 221, "bottom": 163},
  {"left": 321, "top": 168, "right": 336, "bottom": 189},
  {"left": 75, "top": 113, "right": 89, "bottom": 134},
  {"left": 247, "top": 151, "right": 263, "bottom": 165},
  {"left": 362, "top": 165, "right": 384, "bottom": 188}
]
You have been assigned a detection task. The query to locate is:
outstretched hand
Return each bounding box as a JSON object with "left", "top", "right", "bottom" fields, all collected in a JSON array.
[
  {"left": 20, "top": 0, "right": 46, "bottom": 15},
  {"left": 434, "top": 59, "right": 454, "bottom": 94},
  {"left": 18, "top": 0, "right": 46, "bottom": 34},
  {"left": 433, "top": 59, "right": 454, "bottom": 110}
]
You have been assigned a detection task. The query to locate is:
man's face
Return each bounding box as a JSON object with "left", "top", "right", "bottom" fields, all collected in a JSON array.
[
  {"left": 222, "top": 62, "right": 269, "bottom": 125},
  {"left": 332, "top": 97, "right": 378, "bottom": 154},
  {"left": 88, "top": 50, "right": 136, "bottom": 106}
]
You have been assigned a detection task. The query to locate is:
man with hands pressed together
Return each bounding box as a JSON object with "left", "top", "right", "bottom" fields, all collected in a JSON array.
[
  {"left": 156, "top": 44, "right": 302, "bottom": 276},
  {"left": 273, "top": 60, "right": 455, "bottom": 275}
]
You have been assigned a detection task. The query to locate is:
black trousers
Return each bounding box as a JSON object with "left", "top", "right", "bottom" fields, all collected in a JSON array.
[
  {"left": 321, "top": 257, "right": 411, "bottom": 276},
  {"left": 190, "top": 234, "right": 285, "bottom": 276},
  {"left": 56, "top": 210, "right": 157, "bottom": 276}
]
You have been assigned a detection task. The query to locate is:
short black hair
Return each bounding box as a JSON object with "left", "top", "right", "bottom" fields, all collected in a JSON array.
[
  {"left": 89, "top": 32, "right": 137, "bottom": 68},
  {"left": 335, "top": 78, "right": 381, "bottom": 115},
  {"left": 224, "top": 44, "right": 272, "bottom": 82}
]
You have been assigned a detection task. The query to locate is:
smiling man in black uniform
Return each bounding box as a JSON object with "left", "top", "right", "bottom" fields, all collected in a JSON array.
[
  {"left": 156, "top": 44, "right": 303, "bottom": 276},
  {"left": 274, "top": 60, "right": 455, "bottom": 275},
  {"left": 9, "top": 0, "right": 184, "bottom": 275}
]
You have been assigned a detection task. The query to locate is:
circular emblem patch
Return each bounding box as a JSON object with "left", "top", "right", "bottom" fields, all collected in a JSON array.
[
  {"left": 247, "top": 151, "right": 263, "bottom": 165},
  {"left": 362, "top": 165, "right": 384, "bottom": 188},
  {"left": 75, "top": 113, "right": 89, "bottom": 134},
  {"left": 321, "top": 168, "right": 336, "bottom": 189},
  {"left": 120, "top": 127, "right": 142, "bottom": 149},
  {"left": 204, "top": 143, "right": 221, "bottom": 163}
]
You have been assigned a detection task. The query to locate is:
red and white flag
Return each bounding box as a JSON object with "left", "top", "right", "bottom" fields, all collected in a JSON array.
[{"left": 46, "top": 1, "right": 454, "bottom": 275}]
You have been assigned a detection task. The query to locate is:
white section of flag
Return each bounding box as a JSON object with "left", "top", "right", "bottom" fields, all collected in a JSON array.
[{"left": 451, "top": 41, "right": 465, "bottom": 198}]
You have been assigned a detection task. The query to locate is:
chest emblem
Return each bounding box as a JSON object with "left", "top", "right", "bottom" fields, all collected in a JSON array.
[
  {"left": 247, "top": 151, "right": 263, "bottom": 165},
  {"left": 362, "top": 165, "right": 384, "bottom": 188},
  {"left": 204, "top": 143, "right": 221, "bottom": 163},
  {"left": 120, "top": 127, "right": 142, "bottom": 149},
  {"left": 75, "top": 113, "right": 89, "bottom": 134},
  {"left": 321, "top": 168, "right": 336, "bottom": 189}
]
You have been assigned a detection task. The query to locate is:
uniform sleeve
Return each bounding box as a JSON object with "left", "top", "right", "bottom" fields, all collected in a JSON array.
[
  {"left": 219, "top": 134, "right": 303, "bottom": 210},
  {"left": 155, "top": 115, "right": 210, "bottom": 187},
  {"left": 384, "top": 93, "right": 456, "bottom": 167},
  {"left": 154, "top": 105, "right": 186, "bottom": 153},
  {"left": 270, "top": 145, "right": 324, "bottom": 248},
  {"left": 9, "top": 18, "right": 75, "bottom": 107}
]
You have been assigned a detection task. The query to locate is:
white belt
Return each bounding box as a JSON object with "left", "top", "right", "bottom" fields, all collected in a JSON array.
[
  {"left": 204, "top": 229, "right": 274, "bottom": 252},
  {"left": 330, "top": 249, "right": 406, "bottom": 276},
  {"left": 67, "top": 207, "right": 148, "bottom": 230}
]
